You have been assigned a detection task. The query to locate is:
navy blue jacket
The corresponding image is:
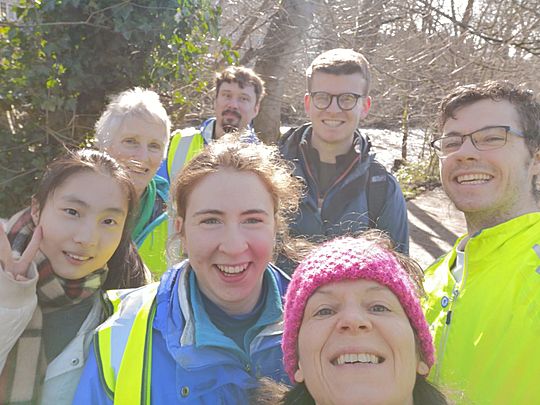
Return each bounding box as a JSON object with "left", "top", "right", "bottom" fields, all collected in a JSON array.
[{"left": 279, "top": 124, "right": 409, "bottom": 254}]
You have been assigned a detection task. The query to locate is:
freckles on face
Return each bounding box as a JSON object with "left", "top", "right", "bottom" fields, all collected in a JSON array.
[
  {"left": 295, "top": 279, "right": 425, "bottom": 405},
  {"left": 179, "top": 169, "right": 276, "bottom": 315}
]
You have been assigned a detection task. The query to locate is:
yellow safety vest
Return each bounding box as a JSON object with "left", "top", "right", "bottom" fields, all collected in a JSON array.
[
  {"left": 166, "top": 130, "right": 206, "bottom": 183},
  {"left": 98, "top": 283, "right": 160, "bottom": 404}
]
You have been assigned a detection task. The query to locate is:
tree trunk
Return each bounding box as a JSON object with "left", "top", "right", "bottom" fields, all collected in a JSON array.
[{"left": 253, "top": 0, "right": 318, "bottom": 144}]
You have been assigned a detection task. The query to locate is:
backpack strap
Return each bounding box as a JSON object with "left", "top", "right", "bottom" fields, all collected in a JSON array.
[{"left": 366, "top": 161, "right": 389, "bottom": 227}]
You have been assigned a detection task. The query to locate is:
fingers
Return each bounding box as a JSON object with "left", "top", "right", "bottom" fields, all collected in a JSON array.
[
  {"left": 0, "top": 223, "right": 13, "bottom": 270},
  {"left": 18, "top": 225, "right": 42, "bottom": 272},
  {"left": 0, "top": 225, "right": 42, "bottom": 278}
]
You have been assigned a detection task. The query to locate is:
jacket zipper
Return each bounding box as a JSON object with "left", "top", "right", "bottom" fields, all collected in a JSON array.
[
  {"left": 299, "top": 144, "right": 360, "bottom": 212},
  {"left": 433, "top": 248, "right": 469, "bottom": 382}
]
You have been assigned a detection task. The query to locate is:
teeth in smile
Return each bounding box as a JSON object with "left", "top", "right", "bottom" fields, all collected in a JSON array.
[
  {"left": 217, "top": 264, "right": 247, "bottom": 274},
  {"left": 335, "top": 353, "right": 381, "bottom": 365},
  {"left": 65, "top": 252, "right": 91, "bottom": 261},
  {"left": 457, "top": 173, "right": 492, "bottom": 184},
  {"left": 322, "top": 120, "right": 343, "bottom": 127}
]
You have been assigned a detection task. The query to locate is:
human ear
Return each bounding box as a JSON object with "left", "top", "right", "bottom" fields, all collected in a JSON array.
[
  {"left": 293, "top": 364, "right": 305, "bottom": 383},
  {"left": 304, "top": 93, "right": 311, "bottom": 116},
  {"left": 359, "top": 96, "right": 372, "bottom": 119},
  {"left": 175, "top": 217, "right": 187, "bottom": 255},
  {"left": 174, "top": 217, "right": 183, "bottom": 234},
  {"left": 416, "top": 360, "right": 429, "bottom": 376},
  {"left": 30, "top": 198, "right": 40, "bottom": 226}
]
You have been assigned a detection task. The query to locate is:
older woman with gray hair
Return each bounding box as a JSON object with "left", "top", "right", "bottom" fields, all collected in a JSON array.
[{"left": 95, "top": 87, "right": 171, "bottom": 276}]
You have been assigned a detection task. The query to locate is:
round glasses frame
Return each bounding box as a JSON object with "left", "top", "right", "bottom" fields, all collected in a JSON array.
[
  {"left": 310, "top": 92, "right": 365, "bottom": 111},
  {"left": 430, "top": 125, "right": 525, "bottom": 157}
]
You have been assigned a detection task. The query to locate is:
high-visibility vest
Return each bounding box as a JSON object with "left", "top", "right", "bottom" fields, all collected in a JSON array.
[
  {"left": 166, "top": 130, "right": 205, "bottom": 183},
  {"left": 97, "top": 283, "right": 160, "bottom": 404},
  {"left": 136, "top": 215, "right": 168, "bottom": 277}
]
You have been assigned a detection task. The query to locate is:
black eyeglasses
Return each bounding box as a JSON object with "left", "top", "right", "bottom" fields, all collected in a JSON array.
[
  {"left": 310, "top": 92, "right": 365, "bottom": 111},
  {"left": 430, "top": 125, "right": 525, "bottom": 157}
]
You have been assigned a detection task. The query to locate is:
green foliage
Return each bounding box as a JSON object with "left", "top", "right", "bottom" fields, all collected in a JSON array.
[
  {"left": 0, "top": 0, "right": 221, "bottom": 217},
  {"left": 394, "top": 156, "right": 441, "bottom": 200}
]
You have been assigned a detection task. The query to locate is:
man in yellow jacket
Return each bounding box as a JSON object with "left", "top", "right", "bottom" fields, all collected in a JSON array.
[{"left": 424, "top": 80, "right": 540, "bottom": 404}]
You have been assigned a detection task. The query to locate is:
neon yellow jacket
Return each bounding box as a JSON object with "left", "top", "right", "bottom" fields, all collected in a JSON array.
[{"left": 423, "top": 213, "right": 540, "bottom": 404}]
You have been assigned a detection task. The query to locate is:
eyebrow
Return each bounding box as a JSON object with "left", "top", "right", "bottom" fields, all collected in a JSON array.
[
  {"left": 60, "top": 195, "right": 126, "bottom": 216},
  {"left": 192, "top": 208, "right": 270, "bottom": 216}
]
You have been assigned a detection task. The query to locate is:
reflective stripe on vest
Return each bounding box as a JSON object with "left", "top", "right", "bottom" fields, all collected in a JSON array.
[
  {"left": 167, "top": 131, "right": 205, "bottom": 182},
  {"left": 97, "top": 283, "right": 159, "bottom": 404}
]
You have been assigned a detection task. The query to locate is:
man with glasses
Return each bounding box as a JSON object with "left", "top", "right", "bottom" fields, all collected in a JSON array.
[
  {"left": 423, "top": 80, "right": 540, "bottom": 404},
  {"left": 278, "top": 48, "right": 409, "bottom": 271}
]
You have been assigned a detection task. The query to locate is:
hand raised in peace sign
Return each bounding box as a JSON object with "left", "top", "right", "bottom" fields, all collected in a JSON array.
[{"left": 0, "top": 223, "right": 42, "bottom": 280}]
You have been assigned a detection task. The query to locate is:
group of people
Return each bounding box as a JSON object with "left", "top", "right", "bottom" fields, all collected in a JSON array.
[{"left": 0, "top": 46, "right": 538, "bottom": 405}]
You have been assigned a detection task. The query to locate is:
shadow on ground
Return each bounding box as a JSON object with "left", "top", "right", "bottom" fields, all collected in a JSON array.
[{"left": 407, "top": 188, "right": 466, "bottom": 269}]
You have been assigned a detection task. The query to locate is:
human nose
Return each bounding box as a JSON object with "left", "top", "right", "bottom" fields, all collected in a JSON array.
[
  {"left": 326, "top": 95, "right": 342, "bottom": 112},
  {"left": 73, "top": 220, "right": 98, "bottom": 246},
  {"left": 132, "top": 144, "right": 149, "bottom": 162},
  {"left": 336, "top": 306, "right": 372, "bottom": 333},
  {"left": 226, "top": 96, "right": 240, "bottom": 110},
  {"left": 218, "top": 225, "right": 248, "bottom": 255},
  {"left": 452, "top": 135, "right": 480, "bottom": 160}
]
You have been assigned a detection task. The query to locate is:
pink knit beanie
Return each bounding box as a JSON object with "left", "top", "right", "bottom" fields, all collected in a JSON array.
[{"left": 282, "top": 236, "right": 435, "bottom": 382}]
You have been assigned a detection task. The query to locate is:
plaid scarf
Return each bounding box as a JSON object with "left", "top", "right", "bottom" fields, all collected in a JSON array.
[{"left": 0, "top": 208, "right": 108, "bottom": 404}]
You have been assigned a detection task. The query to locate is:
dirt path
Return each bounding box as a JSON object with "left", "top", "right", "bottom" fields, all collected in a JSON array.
[{"left": 407, "top": 187, "right": 467, "bottom": 269}]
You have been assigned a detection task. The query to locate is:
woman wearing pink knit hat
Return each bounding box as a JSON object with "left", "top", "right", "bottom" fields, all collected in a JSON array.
[{"left": 280, "top": 233, "right": 448, "bottom": 405}]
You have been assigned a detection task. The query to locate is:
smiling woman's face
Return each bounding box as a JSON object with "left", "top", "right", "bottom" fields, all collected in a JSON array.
[
  {"left": 175, "top": 168, "right": 276, "bottom": 316},
  {"left": 294, "top": 279, "right": 428, "bottom": 405},
  {"left": 105, "top": 116, "right": 168, "bottom": 197}
]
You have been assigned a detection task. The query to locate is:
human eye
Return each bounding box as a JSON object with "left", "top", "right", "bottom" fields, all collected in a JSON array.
[
  {"left": 340, "top": 93, "right": 356, "bottom": 103},
  {"left": 149, "top": 142, "right": 163, "bottom": 152},
  {"left": 244, "top": 216, "right": 264, "bottom": 225},
  {"left": 313, "top": 92, "right": 330, "bottom": 103},
  {"left": 122, "top": 138, "right": 138, "bottom": 146},
  {"left": 314, "top": 306, "right": 335, "bottom": 317},
  {"left": 440, "top": 136, "right": 462, "bottom": 151},
  {"left": 102, "top": 218, "right": 119, "bottom": 226},
  {"left": 200, "top": 217, "right": 221, "bottom": 225},
  {"left": 63, "top": 208, "right": 79, "bottom": 217},
  {"left": 240, "top": 95, "right": 250, "bottom": 103},
  {"left": 477, "top": 128, "right": 506, "bottom": 145},
  {"left": 370, "top": 303, "right": 390, "bottom": 313}
]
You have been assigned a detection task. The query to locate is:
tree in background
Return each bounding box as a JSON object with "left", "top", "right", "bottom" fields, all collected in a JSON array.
[
  {"left": 0, "top": 0, "right": 225, "bottom": 217},
  {"left": 218, "top": 0, "right": 539, "bottom": 144},
  {"left": 2, "top": 0, "right": 539, "bottom": 214}
]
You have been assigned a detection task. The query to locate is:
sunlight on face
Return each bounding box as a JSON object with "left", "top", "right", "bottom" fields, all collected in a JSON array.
[
  {"left": 295, "top": 279, "right": 427, "bottom": 405},
  {"left": 177, "top": 169, "right": 276, "bottom": 315}
]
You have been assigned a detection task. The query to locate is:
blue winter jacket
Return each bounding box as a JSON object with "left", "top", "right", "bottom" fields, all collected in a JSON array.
[
  {"left": 279, "top": 124, "right": 409, "bottom": 254},
  {"left": 72, "top": 261, "right": 290, "bottom": 404}
]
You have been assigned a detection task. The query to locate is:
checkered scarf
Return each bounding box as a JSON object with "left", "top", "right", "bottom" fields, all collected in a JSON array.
[{"left": 0, "top": 208, "right": 108, "bottom": 404}]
